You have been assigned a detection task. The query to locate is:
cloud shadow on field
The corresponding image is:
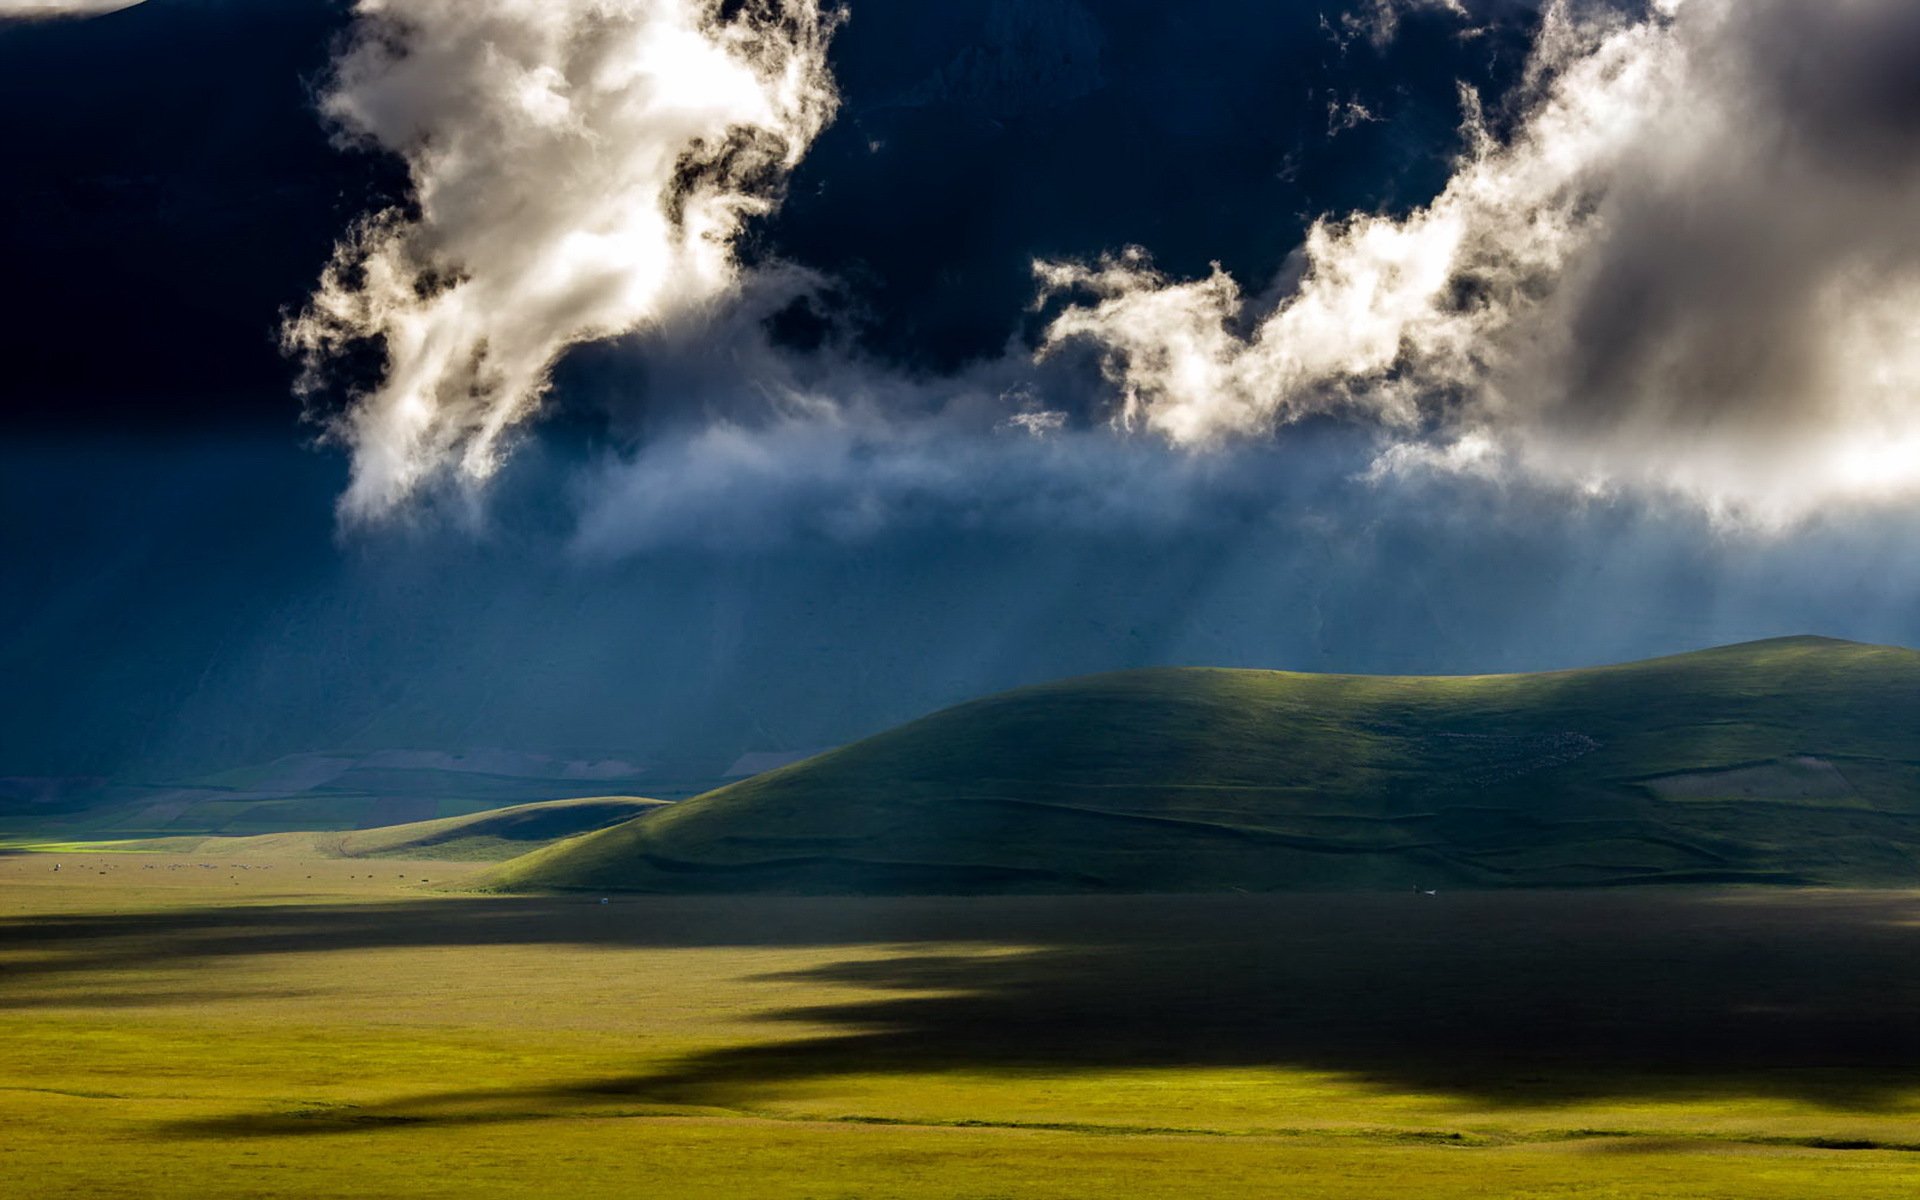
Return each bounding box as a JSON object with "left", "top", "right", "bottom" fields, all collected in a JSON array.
[{"left": 7, "top": 890, "right": 1920, "bottom": 1125}]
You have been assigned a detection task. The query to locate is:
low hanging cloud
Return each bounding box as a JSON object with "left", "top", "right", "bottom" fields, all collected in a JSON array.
[
  {"left": 286, "top": 0, "right": 840, "bottom": 520},
  {"left": 1039, "top": 0, "right": 1920, "bottom": 523},
  {"left": 569, "top": 420, "right": 1254, "bottom": 555}
]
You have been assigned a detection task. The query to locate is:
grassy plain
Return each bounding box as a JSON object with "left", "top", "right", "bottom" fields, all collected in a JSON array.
[{"left": 5, "top": 854, "right": 1920, "bottom": 1196}]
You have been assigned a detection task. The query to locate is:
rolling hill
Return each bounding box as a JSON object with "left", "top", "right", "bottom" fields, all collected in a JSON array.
[
  {"left": 0, "top": 750, "right": 676, "bottom": 841},
  {"left": 56, "top": 796, "right": 669, "bottom": 863},
  {"left": 488, "top": 638, "right": 1920, "bottom": 893}
]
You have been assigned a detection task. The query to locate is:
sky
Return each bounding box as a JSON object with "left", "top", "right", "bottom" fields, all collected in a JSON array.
[{"left": 5, "top": 0, "right": 1920, "bottom": 783}]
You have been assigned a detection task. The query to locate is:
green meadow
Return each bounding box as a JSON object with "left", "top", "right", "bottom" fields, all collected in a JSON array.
[{"left": 5, "top": 853, "right": 1920, "bottom": 1197}]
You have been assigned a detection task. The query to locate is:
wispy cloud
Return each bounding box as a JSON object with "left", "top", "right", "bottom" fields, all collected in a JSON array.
[
  {"left": 1336, "top": 0, "right": 1472, "bottom": 49},
  {"left": 0, "top": 0, "right": 145, "bottom": 17}
]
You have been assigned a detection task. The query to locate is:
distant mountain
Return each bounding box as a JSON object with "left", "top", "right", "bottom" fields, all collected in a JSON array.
[
  {"left": 488, "top": 638, "right": 1920, "bottom": 893},
  {"left": 76, "top": 795, "right": 669, "bottom": 862},
  {"left": 0, "top": 749, "right": 666, "bottom": 838}
]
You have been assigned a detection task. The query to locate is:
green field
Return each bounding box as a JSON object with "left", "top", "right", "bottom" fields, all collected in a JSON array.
[
  {"left": 4, "top": 855, "right": 1920, "bottom": 1196},
  {"left": 493, "top": 637, "right": 1920, "bottom": 893},
  {"left": 11, "top": 637, "right": 1920, "bottom": 1194}
]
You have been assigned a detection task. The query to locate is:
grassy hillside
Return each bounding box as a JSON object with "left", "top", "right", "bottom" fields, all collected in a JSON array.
[
  {"left": 490, "top": 638, "right": 1920, "bottom": 893},
  {"left": 48, "top": 796, "right": 668, "bottom": 863}
]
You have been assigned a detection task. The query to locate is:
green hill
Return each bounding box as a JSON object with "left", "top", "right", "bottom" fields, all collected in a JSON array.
[
  {"left": 487, "top": 638, "right": 1920, "bottom": 893},
  {"left": 58, "top": 796, "right": 669, "bottom": 863}
]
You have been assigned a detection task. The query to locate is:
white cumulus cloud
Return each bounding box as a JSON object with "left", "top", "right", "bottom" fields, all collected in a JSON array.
[
  {"left": 1039, "top": 0, "right": 1920, "bottom": 524},
  {"left": 286, "top": 0, "right": 841, "bottom": 520}
]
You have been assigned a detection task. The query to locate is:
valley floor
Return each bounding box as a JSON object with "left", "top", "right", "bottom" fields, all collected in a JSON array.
[{"left": 3, "top": 853, "right": 1920, "bottom": 1197}]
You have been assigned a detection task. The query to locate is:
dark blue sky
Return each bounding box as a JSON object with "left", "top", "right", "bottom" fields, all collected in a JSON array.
[{"left": 6, "top": 0, "right": 1918, "bottom": 786}]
